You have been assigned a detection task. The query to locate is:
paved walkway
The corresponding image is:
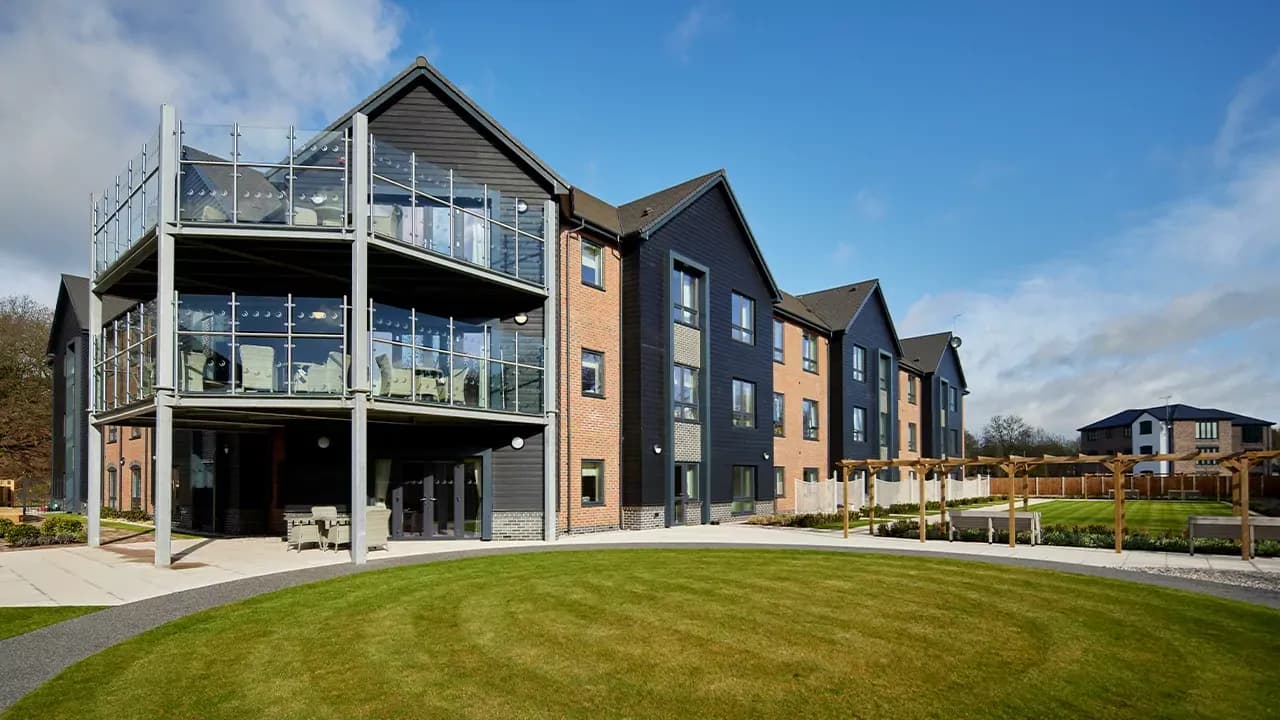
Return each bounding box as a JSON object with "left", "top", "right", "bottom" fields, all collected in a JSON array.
[{"left": 2, "top": 527, "right": 1279, "bottom": 712}]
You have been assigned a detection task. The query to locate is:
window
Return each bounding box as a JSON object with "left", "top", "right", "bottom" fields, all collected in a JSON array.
[
  {"left": 774, "top": 467, "right": 785, "bottom": 497},
  {"left": 130, "top": 426, "right": 142, "bottom": 439},
  {"left": 802, "top": 399, "right": 819, "bottom": 440},
  {"left": 732, "top": 466, "right": 756, "bottom": 514},
  {"left": 802, "top": 332, "right": 818, "bottom": 373},
  {"left": 581, "top": 350, "right": 604, "bottom": 397},
  {"left": 673, "top": 365, "right": 699, "bottom": 421},
  {"left": 106, "top": 466, "right": 118, "bottom": 510},
  {"left": 673, "top": 265, "right": 700, "bottom": 326},
  {"left": 1242, "top": 425, "right": 1264, "bottom": 443},
  {"left": 940, "top": 381, "right": 949, "bottom": 427},
  {"left": 581, "top": 460, "right": 604, "bottom": 505},
  {"left": 908, "top": 422, "right": 917, "bottom": 452},
  {"left": 581, "top": 240, "right": 604, "bottom": 288},
  {"left": 772, "top": 393, "right": 785, "bottom": 437},
  {"left": 851, "top": 345, "right": 866, "bottom": 382},
  {"left": 878, "top": 355, "right": 891, "bottom": 392},
  {"left": 950, "top": 429, "right": 960, "bottom": 456},
  {"left": 130, "top": 466, "right": 142, "bottom": 506},
  {"left": 732, "top": 379, "right": 755, "bottom": 428},
  {"left": 1196, "top": 446, "right": 1219, "bottom": 466},
  {"left": 879, "top": 412, "right": 889, "bottom": 447},
  {"left": 1139, "top": 445, "right": 1153, "bottom": 455},
  {"left": 772, "top": 319, "right": 785, "bottom": 363},
  {"left": 1085, "top": 430, "right": 1098, "bottom": 441},
  {"left": 1123, "top": 426, "right": 1132, "bottom": 438},
  {"left": 1139, "top": 420, "right": 1152, "bottom": 434},
  {"left": 107, "top": 427, "right": 118, "bottom": 443},
  {"left": 852, "top": 407, "right": 866, "bottom": 442},
  {"left": 675, "top": 463, "right": 699, "bottom": 501},
  {"left": 948, "top": 386, "right": 958, "bottom": 412},
  {"left": 1195, "top": 421, "right": 1219, "bottom": 440},
  {"left": 803, "top": 467, "right": 819, "bottom": 484},
  {"left": 731, "top": 292, "right": 754, "bottom": 344},
  {"left": 907, "top": 375, "right": 917, "bottom": 404}
]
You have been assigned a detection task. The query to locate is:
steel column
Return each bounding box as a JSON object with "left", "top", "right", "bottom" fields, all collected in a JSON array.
[{"left": 349, "top": 113, "right": 371, "bottom": 564}]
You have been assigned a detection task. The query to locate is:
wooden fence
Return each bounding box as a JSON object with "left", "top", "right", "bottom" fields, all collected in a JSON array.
[{"left": 986, "top": 473, "right": 1280, "bottom": 500}]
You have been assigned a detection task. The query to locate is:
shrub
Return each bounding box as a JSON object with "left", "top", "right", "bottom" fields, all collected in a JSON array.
[
  {"left": 747, "top": 512, "right": 860, "bottom": 528},
  {"left": 101, "top": 508, "right": 152, "bottom": 522},
  {"left": 0, "top": 518, "right": 13, "bottom": 535},
  {"left": 42, "top": 516, "right": 85, "bottom": 537},
  {"left": 4, "top": 523, "right": 41, "bottom": 546}
]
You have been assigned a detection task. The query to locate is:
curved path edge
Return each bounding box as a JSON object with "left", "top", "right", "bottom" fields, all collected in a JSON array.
[{"left": 2, "top": 542, "right": 1277, "bottom": 712}]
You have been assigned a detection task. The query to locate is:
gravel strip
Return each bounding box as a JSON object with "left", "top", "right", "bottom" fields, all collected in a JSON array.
[{"left": 1124, "top": 566, "right": 1280, "bottom": 593}]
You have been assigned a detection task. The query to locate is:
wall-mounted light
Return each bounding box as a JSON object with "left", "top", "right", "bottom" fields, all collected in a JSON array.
[
  {"left": 317, "top": 436, "right": 330, "bottom": 449},
  {"left": 511, "top": 436, "right": 525, "bottom": 450},
  {"left": 516, "top": 200, "right": 529, "bottom": 214},
  {"left": 652, "top": 444, "right": 663, "bottom": 455},
  {"left": 514, "top": 313, "right": 529, "bottom": 326},
  {"left": 762, "top": 451, "right": 771, "bottom": 461}
]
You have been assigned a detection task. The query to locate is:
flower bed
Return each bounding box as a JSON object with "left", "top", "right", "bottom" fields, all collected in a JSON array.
[{"left": 0, "top": 516, "right": 86, "bottom": 548}]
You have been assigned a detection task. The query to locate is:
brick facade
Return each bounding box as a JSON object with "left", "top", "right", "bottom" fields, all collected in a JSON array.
[
  {"left": 492, "top": 511, "right": 545, "bottom": 540},
  {"left": 771, "top": 316, "right": 828, "bottom": 514},
  {"left": 557, "top": 227, "right": 623, "bottom": 533},
  {"left": 102, "top": 425, "right": 153, "bottom": 514},
  {"left": 897, "top": 367, "right": 922, "bottom": 465},
  {"left": 1171, "top": 419, "right": 1232, "bottom": 476}
]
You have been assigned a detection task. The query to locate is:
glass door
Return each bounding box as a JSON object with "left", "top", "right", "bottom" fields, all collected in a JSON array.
[
  {"left": 461, "top": 458, "right": 483, "bottom": 537},
  {"left": 429, "top": 461, "right": 456, "bottom": 537},
  {"left": 391, "top": 462, "right": 427, "bottom": 539},
  {"left": 673, "top": 463, "right": 699, "bottom": 526}
]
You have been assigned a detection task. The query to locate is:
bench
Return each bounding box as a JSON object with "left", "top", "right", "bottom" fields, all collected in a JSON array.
[
  {"left": 1107, "top": 489, "right": 1140, "bottom": 500},
  {"left": 1188, "top": 516, "right": 1280, "bottom": 558},
  {"left": 1167, "top": 489, "right": 1201, "bottom": 500},
  {"left": 948, "top": 509, "right": 1042, "bottom": 546}
]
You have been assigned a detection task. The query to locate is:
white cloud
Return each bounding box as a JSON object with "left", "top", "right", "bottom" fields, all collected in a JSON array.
[
  {"left": 666, "top": 3, "right": 722, "bottom": 62},
  {"left": 0, "top": 0, "right": 405, "bottom": 306},
  {"left": 903, "top": 53, "right": 1280, "bottom": 436}
]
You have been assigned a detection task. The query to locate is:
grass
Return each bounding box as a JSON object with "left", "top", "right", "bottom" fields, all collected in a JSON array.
[
  {"left": 5, "top": 550, "right": 1280, "bottom": 720},
  {"left": 1027, "top": 500, "right": 1234, "bottom": 534},
  {"left": 0, "top": 607, "right": 102, "bottom": 641}
]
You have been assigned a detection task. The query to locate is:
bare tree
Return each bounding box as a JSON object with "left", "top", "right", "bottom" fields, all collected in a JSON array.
[{"left": 0, "top": 295, "right": 54, "bottom": 502}]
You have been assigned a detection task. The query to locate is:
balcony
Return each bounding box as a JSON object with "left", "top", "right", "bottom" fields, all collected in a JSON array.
[
  {"left": 95, "top": 300, "right": 158, "bottom": 412},
  {"left": 90, "top": 113, "right": 550, "bottom": 291}
]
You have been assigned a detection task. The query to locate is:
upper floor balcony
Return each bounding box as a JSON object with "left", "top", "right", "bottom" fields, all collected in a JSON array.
[{"left": 90, "top": 111, "right": 550, "bottom": 291}]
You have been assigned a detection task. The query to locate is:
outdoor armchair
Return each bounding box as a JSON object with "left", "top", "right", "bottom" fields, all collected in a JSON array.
[{"left": 239, "top": 344, "right": 276, "bottom": 392}]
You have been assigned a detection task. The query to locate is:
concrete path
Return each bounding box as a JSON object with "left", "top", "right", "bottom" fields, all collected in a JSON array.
[
  {"left": 3, "top": 523, "right": 1277, "bottom": 607},
  {"left": 2, "top": 530, "right": 1279, "bottom": 713}
]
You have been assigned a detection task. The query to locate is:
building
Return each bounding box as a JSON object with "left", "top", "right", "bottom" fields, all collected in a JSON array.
[
  {"left": 1078, "top": 404, "right": 1275, "bottom": 475},
  {"left": 771, "top": 292, "right": 831, "bottom": 512},
  {"left": 69, "top": 56, "right": 974, "bottom": 565},
  {"left": 48, "top": 274, "right": 153, "bottom": 514},
  {"left": 900, "top": 332, "right": 968, "bottom": 468}
]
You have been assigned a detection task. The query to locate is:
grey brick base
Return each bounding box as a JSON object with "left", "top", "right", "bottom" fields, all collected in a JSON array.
[
  {"left": 491, "top": 511, "right": 545, "bottom": 540},
  {"left": 564, "top": 522, "right": 621, "bottom": 535},
  {"left": 622, "top": 505, "right": 665, "bottom": 530}
]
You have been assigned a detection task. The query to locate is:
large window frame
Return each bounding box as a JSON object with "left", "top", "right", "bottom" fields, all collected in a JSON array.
[
  {"left": 802, "top": 332, "right": 818, "bottom": 373},
  {"left": 772, "top": 392, "right": 785, "bottom": 437},
  {"left": 581, "top": 349, "right": 604, "bottom": 397},
  {"left": 730, "top": 292, "right": 755, "bottom": 345},
  {"left": 732, "top": 379, "right": 756, "bottom": 429},
  {"left": 851, "top": 345, "right": 867, "bottom": 382},
  {"left": 908, "top": 422, "right": 917, "bottom": 452},
  {"left": 1195, "top": 421, "right": 1219, "bottom": 440},
  {"left": 772, "top": 319, "right": 785, "bottom": 363},
  {"left": 907, "top": 375, "right": 917, "bottom": 404},
  {"left": 802, "top": 398, "right": 819, "bottom": 441},
  {"left": 673, "top": 265, "right": 700, "bottom": 327},
  {"left": 852, "top": 407, "right": 867, "bottom": 443},
  {"left": 581, "top": 239, "right": 604, "bottom": 289},
  {"left": 731, "top": 466, "right": 756, "bottom": 515},
  {"left": 581, "top": 459, "right": 605, "bottom": 506},
  {"left": 673, "top": 364, "right": 699, "bottom": 422},
  {"left": 774, "top": 466, "right": 785, "bottom": 497}
]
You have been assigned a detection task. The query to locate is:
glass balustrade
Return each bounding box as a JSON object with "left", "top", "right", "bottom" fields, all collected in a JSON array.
[
  {"left": 369, "top": 301, "right": 544, "bottom": 414},
  {"left": 92, "top": 129, "right": 161, "bottom": 275},
  {"left": 95, "top": 301, "right": 157, "bottom": 412}
]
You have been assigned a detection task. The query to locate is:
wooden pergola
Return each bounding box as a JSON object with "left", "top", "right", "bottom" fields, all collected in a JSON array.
[{"left": 837, "top": 449, "right": 1280, "bottom": 559}]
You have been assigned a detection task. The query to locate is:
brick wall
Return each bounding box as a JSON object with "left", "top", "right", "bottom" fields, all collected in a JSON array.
[
  {"left": 1171, "top": 419, "right": 1231, "bottom": 476},
  {"left": 897, "top": 368, "right": 922, "bottom": 464},
  {"left": 558, "top": 227, "right": 623, "bottom": 534},
  {"left": 103, "top": 425, "right": 154, "bottom": 514},
  {"left": 771, "top": 316, "right": 828, "bottom": 514},
  {"left": 492, "top": 511, "right": 545, "bottom": 540}
]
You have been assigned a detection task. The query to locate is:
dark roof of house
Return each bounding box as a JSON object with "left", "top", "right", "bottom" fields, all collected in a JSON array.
[
  {"left": 327, "top": 56, "right": 569, "bottom": 193},
  {"left": 1078, "top": 404, "right": 1274, "bottom": 432},
  {"left": 47, "top": 275, "right": 136, "bottom": 355},
  {"left": 900, "top": 331, "right": 968, "bottom": 389},
  {"left": 567, "top": 187, "right": 621, "bottom": 236},
  {"left": 775, "top": 291, "right": 831, "bottom": 333},
  {"left": 617, "top": 170, "right": 722, "bottom": 236},
  {"left": 797, "top": 280, "right": 879, "bottom": 331}
]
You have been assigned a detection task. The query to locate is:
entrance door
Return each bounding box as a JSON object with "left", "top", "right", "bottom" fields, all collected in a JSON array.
[
  {"left": 392, "top": 462, "right": 427, "bottom": 538},
  {"left": 672, "top": 463, "right": 699, "bottom": 526},
  {"left": 392, "top": 458, "right": 483, "bottom": 539},
  {"left": 428, "top": 461, "right": 456, "bottom": 537}
]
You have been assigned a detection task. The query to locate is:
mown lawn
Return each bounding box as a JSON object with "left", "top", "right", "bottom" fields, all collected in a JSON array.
[
  {"left": 1028, "top": 500, "right": 1233, "bottom": 533},
  {"left": 6, "top": 550, "right": 1279, "bottom": 719},
  {"left": 0, "top": 607, "right": 102, "bottom": 641}
]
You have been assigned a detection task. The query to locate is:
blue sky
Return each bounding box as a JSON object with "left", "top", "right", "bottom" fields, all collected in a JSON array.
[{"left": 2, "top": 0, "right": 1278, "bottom": 433}]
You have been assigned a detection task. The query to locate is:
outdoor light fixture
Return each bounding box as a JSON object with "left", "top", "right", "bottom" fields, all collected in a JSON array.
[
  {"left": 653, "top": 444, "right": 663, "bottom": 455},
  {"left": 514, "top": 313, "right": 529, "bottom": 325},
  {"left": 516, "top": 200, "right": 528, "bottom": 213},
  {"left": 511, "top": 436, "right": 525, "bottom": 450},
  {"left": 762, "top": 451, "right": 771, "bottom": 461},
  {"left": 317, "top": 436, "right": 330, "bottom": 449}
]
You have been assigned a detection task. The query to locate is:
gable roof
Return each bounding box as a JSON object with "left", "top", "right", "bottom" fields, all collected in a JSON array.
[
  {"left": 567, "top": 187, "right": 621, "bottom": 237},
  {"left": 1078, "top": 404, "right": 1274, "bottom": 431},
  {"left": 775, "top": 291, "right": 831, "bottom": 333},
  {"left": 614, "top": 170, "right": 781, "bottom": 302},
  {"left": 328, "top": 56, "right": 569, "bottom": 194},
  {"left": 47, "top": 275, "right": 135, "bottom": 355},
  {"left": 900, "top": 331, "right": 967, "bottom": 389},
  {"left": 797, "top": 279, "right": 904, "bottom": 355}
]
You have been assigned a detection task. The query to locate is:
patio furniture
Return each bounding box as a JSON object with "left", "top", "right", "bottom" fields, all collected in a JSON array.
[
  {"left": 375, "top": 353, "right": 413, "bottom": 398},
  {"left": 294, "top": 352, "right": 347, "bottom": 394},
  {"left": 239, "top": 344, "right": 276, "bottom": 392},
  {"left": 293, "top": 207, "right": 318, "bottom": 226},
  {"left": 284, "top": 513, "right": 321, "bottom": 552},
  {"left": 366, "top": 506, "right": 392, "bottom": 551},
  {"left": 948, "top": 510, "right": 1042, "bottom": 545},
  {"left": 1188, "top": 516, "right": 1280, "bottom": 558},
  {"left": 311, "top": 506, "right": 350, "bottom": 551},
  {"left": 450, "top": 367, "right": 469, "bottom": 404},
  {"left": 182, "top": 351, "right": 206, "bottom": 391}
]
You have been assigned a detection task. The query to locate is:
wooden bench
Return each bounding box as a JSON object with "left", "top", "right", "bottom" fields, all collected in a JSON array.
[
  {"left": 948, "top": 510, "right": 1042, "bottom": 546},
  {"left": 1167, "top": 489, "right": 1201, "bottom": 500},
  {"left": 1107, "top": 489, "right": 1140, "bottom": 500},
  {"left": 1187, "top": 516, "right": 1280, "bottom": 558}
]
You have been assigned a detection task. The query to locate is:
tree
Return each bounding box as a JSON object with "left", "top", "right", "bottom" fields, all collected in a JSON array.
[
  {"left": 972, "top": 415, "right": 1079, "bottom": 475},
  {"left": 0, "top": 295, "right": 54, "bottom": 503}
]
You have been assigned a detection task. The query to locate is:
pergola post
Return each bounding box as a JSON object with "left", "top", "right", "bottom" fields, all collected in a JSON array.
[
  {"left": 841, "top": 465, "right": 850, "bottom": 539},
  {"left": 999, "top": 461, "right": 1019, "bottom": 548},
  {"left": 916, "top": 465, "right": 926, "bottom": 543},
  {"left": 1240, "top": 457, "right": 1251, "bottom": 560},
  {"left": 867, "top": 466, "right": 876, "bottom": 536}
]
